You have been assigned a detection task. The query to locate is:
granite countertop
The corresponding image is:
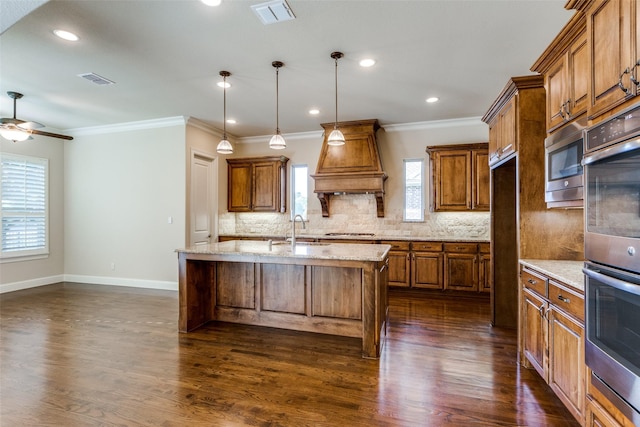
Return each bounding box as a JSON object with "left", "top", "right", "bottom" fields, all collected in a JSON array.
[
  {"left": 520, "top": 259, "right": 585, "bottom": 292},
  {"left": 177, "top": 240, "right": 391, "bottom": 262},
  {"left": 220, "top": 233, "right": 489, "bottom": 243}
]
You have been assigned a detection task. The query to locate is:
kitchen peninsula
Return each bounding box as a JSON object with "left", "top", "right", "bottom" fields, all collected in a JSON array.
[{"left": 177, "top": 240, "right": 391, "bottom": 358}]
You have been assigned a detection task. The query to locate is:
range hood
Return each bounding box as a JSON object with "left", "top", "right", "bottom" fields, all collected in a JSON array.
[{"left": 311, "top": 119, "right": 387, "bottom": 217}]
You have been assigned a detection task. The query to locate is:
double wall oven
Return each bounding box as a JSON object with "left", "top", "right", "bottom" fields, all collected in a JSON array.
[{"left": 582, "top": 102, "right": 640, "bottom": 425}]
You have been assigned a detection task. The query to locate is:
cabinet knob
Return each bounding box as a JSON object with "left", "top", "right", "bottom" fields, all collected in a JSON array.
[
  {"left": 557, "top": 295, "right": 570, "bottom": 304},
  {"left": 527, "top": 278, "right": 537, "bottom": 285}
]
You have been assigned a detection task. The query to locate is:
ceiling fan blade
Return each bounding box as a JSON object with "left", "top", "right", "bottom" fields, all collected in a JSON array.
[
  {"left": 17, "top": 121, "right": 44, "bottom": 130},
  {"left": 28, "top": 128, "right": 73, "bottom": 141}
]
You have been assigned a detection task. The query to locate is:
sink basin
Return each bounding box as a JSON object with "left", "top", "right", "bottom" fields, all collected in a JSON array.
[
  {"left": 295, "top": 242, "right": 330, "bottom": 246},
  {"left": 269, "top": 241, "right": 329, "bottom": 246},
  {"left": 324, "top": 232, "right": 375, "bottom": 236}
]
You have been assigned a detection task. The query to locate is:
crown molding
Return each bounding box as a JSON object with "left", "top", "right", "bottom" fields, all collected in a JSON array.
[
  {"left": 67, "top": 116, "right": 188, "bottom": 136},
  {"left": 382, "top": 116, "right": 485, "bottom": 132}
]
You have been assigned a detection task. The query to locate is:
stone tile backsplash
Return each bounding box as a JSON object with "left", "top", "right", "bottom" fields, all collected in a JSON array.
[{"left": 219, "top": 194, "right": 490, "bottom": 240}]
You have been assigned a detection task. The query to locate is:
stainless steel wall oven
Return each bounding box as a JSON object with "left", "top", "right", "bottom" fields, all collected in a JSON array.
[{"left": 583, "top": 102, "right": 640, "bottom": 425}]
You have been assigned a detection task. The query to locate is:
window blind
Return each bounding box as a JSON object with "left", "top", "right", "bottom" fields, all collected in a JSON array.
[{"left": 0, "top": 154, "right": 48, "bottom": 257}]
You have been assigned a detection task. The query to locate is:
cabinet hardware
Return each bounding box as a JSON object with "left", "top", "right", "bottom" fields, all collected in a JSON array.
[
  {"left": 631, "top": 59, "right": 640, "bottom": 87},
  {"left": 527, "top": 278, "right": 537, "bottom": 285},
  {"left": 619, "top": 67, "right": 633, "bottom": 95},
  {"left": 557, "top": 295, "right": 570, "bottom": 303},
  {"left": 559, "top": 104, "right": 566, "bottom": 119}
]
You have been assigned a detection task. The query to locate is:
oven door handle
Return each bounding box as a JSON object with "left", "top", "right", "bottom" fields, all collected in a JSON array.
[
  {"left": 583, "top": 268, "right": 640, "bottom": 296},
  {"left": 582, "top": 138, "right": 640, "bottom": 165}
]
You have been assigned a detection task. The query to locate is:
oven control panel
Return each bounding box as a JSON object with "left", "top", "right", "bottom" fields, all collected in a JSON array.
[{"left": 586, "top": 103, "right": 640, "bottom": 152}]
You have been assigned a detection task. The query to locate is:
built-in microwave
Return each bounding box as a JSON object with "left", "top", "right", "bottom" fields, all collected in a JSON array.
[{"left": 544, "top": 117, "right": 586, "bottom": 208}]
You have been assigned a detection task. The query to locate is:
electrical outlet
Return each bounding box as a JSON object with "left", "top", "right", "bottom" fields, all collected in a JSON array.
[{"left": 110, "top": 262, "right": 115, "bottom": 271}]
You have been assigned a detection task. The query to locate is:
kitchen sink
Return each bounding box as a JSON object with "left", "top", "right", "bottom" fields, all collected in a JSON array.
[
  {"left": 270, "top": 241, "right": 330, "bottom": 246},
  {"left": 324, "top": 232, "right": 375, "bottom": 236}
]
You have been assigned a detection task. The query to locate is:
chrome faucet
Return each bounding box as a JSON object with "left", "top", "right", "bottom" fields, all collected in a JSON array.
[{"left": 291, "top": 214, "right": 306, "bottom": 247}]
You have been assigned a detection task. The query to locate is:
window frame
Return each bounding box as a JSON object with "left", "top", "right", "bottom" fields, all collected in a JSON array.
[
  {"left": 291, "top": 163, "right": 308, "bottom": 221},
  {"left": 0, "top": 153, "right": 49, "bottom": 262},
  {"left": 403, "top": 158, "right": 425, "bottom": 222}
]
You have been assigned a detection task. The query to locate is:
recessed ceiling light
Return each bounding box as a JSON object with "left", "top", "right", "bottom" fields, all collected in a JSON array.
[
  {"left": 226, "top": 119, "right": 236, "bottom": 124},
  {"left": 426, "top": 97, "right": 439, "bottom": 103},
  {"left": 359, "top": 59, "right": 375, "bottom": 67},
  {"left": 201, "top": 0, "right": 222, "bottom": 6},
  {"left": 53, "top": 29, "right": 79, "bottom": 41},
  {"left": 309, "top": 109, "right": 320, "bottom": 115},
  {"left": 217, "top": 81, "right": 231, "bottom": 88}
]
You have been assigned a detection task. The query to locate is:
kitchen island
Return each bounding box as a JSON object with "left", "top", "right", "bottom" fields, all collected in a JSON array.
[{"left": 177, "top": 240, "right": 391, "bottom": 358}]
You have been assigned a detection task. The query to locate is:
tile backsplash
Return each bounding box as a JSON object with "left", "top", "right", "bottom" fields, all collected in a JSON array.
[{"left": 219, "top": 194, "right": 490, "bottom": 240}]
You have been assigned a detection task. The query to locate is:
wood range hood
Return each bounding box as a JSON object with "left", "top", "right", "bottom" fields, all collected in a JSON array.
[{"left": 311, "top": 119, "right": 387, "bottom": 217}]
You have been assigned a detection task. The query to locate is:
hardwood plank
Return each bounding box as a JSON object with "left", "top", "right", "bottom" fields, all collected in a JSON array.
[{"left": 0, "top": 283, "right": 579, "bottom": 426}]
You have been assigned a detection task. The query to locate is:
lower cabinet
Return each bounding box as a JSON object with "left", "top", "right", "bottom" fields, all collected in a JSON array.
[
  {"left": 519, "top": 263, "right": 585, "bottom": 425},
  {"left": 384, "top": 240, "right": 489, "bottom": 293}
]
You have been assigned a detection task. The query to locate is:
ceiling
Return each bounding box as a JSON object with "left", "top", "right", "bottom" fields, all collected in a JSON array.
[{"left": 0, "top": 0, "right": 574, "bottom": 140}]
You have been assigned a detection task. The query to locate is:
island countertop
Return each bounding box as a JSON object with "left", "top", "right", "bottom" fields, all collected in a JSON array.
[{"left": 177, "top": 240, "right": 391, "bottom": 262}]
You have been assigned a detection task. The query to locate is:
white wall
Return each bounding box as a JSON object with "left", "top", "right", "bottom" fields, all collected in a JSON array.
[
  {"left": 0, "top": 136, "right": 65, "bottom": 292},
  {"left": 63, "top": 123, "right": 186, "bottom": 290}
]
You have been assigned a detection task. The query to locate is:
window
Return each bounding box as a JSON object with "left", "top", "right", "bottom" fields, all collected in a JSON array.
[
  {"left": 0, "top": 153, "right": 49, "bottom": 260},
  {"left": 404, "top": 159, "right": 424, "bottom": 221},
  {"left": 291, "top": 164, "right": 308, "bottom": 220}
]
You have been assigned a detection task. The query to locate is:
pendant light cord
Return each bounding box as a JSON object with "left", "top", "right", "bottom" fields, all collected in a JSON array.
[
  {"left": 223, "top": 74, "right": 227, "bottom": 139},
  {"left": 334, "top": 56, "right": 339, "bottom": 130},
  {"left": 275, "top": 66, "right": 280, "bottom": 134}
]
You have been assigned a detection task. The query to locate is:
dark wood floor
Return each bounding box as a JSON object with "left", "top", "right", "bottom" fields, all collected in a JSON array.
[{"left": 0, "top": 283, "right": 579, "bottom": 426}]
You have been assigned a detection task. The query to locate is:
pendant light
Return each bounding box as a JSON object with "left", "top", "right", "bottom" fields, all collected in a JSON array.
[
  {"left": 269, "top": 61, "right": 286, "bottom": 150},
  {"left": 216, "top": 71, "right": 233, "bottom": 154},
  {"left": 327, "top": 51, "right": 345, "bottom": 146}
]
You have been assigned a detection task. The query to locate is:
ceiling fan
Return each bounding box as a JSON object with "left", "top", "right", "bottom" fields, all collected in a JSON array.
[{"left": 0, "top": 91, "right": 73, "bottom": 142}]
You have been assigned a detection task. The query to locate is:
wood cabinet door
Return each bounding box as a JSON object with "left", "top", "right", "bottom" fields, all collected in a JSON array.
[
  {"left": 521, "top": 288, "right": 547, "bottom": 381},
  {"left": 443, "top": 252, "right": 477, "bottom": 291},
  {"left": 227, "top": 162, "right": 252, "bottom": 212},
  {"left": 548, "top": 307, "right": 585, "bottom": 423},
  {"left": 432, "top": 150, "right": 471, "bottom": 211},
  {"left": 252, "top": 161, "right": 279, "bottom": 212},
  {"left": 499, "top": 96, "right": 517, "bottom": 158},
  {"left": 387, "top": 250, "right": 410, "bottom": 287},
  {"left": 588, "top": 0, "right": 636, "bottom": 119},
  {"left": 546, "top": 54, "right": 568, "bottom": 131},
  {"left": 478, "top": 252, "right": 491, "bottom": 293},
  {"left": 412, "top": 251, "right": 443, "bottom": 289},
  {"left": 472, "top": 150, "right": 490, "bottom": 210},
  {"left": 488, "top": 116, "right": 500, "bottom": 165},
  {"left": 586, "top": 398, "right": 624, "bottom": 427},
  {"left": 569, "top": 32, "right": 589, "bottom": 118}
]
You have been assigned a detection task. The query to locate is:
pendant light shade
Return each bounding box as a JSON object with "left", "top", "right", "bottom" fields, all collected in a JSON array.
[
  {"left": 328, "top": 51, "right": 345, "bottom": 146},
  {"left": 0, "top": 125, "right": 30, "bottom": 142},
  {"left": 216, "top": 71, "right": 233, "bottom": 155},
  {"left": 269, "top": 61, "right": 286, "bottom": 150}
]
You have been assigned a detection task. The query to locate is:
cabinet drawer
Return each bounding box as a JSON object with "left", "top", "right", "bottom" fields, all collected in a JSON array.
[
  {"left": 549, "top": 280, "right": 584, "bottom": 322},
  {"left": 478, "top": 242, "right": 490, "bottom": 253},
  {"left": 381, "top": 241, "right": 410, "bottom": 251},
  {"left": 521, "top": 268, "right": 547, "bottom": 297},
  {"left": 443, "top": 243, "right": 477, "bottom": 253},
  {"left": 412, "top": 242, "right": 442, "bottom": 252}
]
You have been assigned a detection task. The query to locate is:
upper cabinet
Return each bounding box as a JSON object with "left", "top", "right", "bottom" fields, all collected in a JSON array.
[
  {"left": 426, "top": 143, "right": 489, "bottom": 211},
  {"left": 532, "top": 12, "right": 588, "bottom": 133},
  {"left": 482, "top": 75, "right": 546, "bottom": 169},
  {"left": 586, "top": 0, "right": 639, "bottom": 121},
  {"left": 227, "top": 156, "right": 289, "bottom": 213}
]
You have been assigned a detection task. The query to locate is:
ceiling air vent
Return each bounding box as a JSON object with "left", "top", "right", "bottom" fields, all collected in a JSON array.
[
  {"left": 77, "top": 72, "right": 115, "bottom": 85},
  {"left": 251, "top": 0, "right": 295, "bottom": 25}
]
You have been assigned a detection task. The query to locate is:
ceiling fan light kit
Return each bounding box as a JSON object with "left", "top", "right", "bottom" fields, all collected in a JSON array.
[{"left": 0, "top": 91, "right": 73, "bottom": 142}]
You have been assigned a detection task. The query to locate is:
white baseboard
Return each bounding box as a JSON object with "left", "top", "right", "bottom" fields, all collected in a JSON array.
[
  {"left": 0, "top": 275, "right": 65, "bottom": 294},
  {"left": 0, "top": 275, "right": 178, "bottom": 294},
  {"left": 63, "top": 275, "right": 178, "bottom": 291}
]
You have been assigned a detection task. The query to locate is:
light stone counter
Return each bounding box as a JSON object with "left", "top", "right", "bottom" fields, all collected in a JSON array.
[
  {"left": 519, "top": 259, "right": 585, "bottom": 292},
  {"left": 177, "top": 240, "right": 390, "bottom": 262}
]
